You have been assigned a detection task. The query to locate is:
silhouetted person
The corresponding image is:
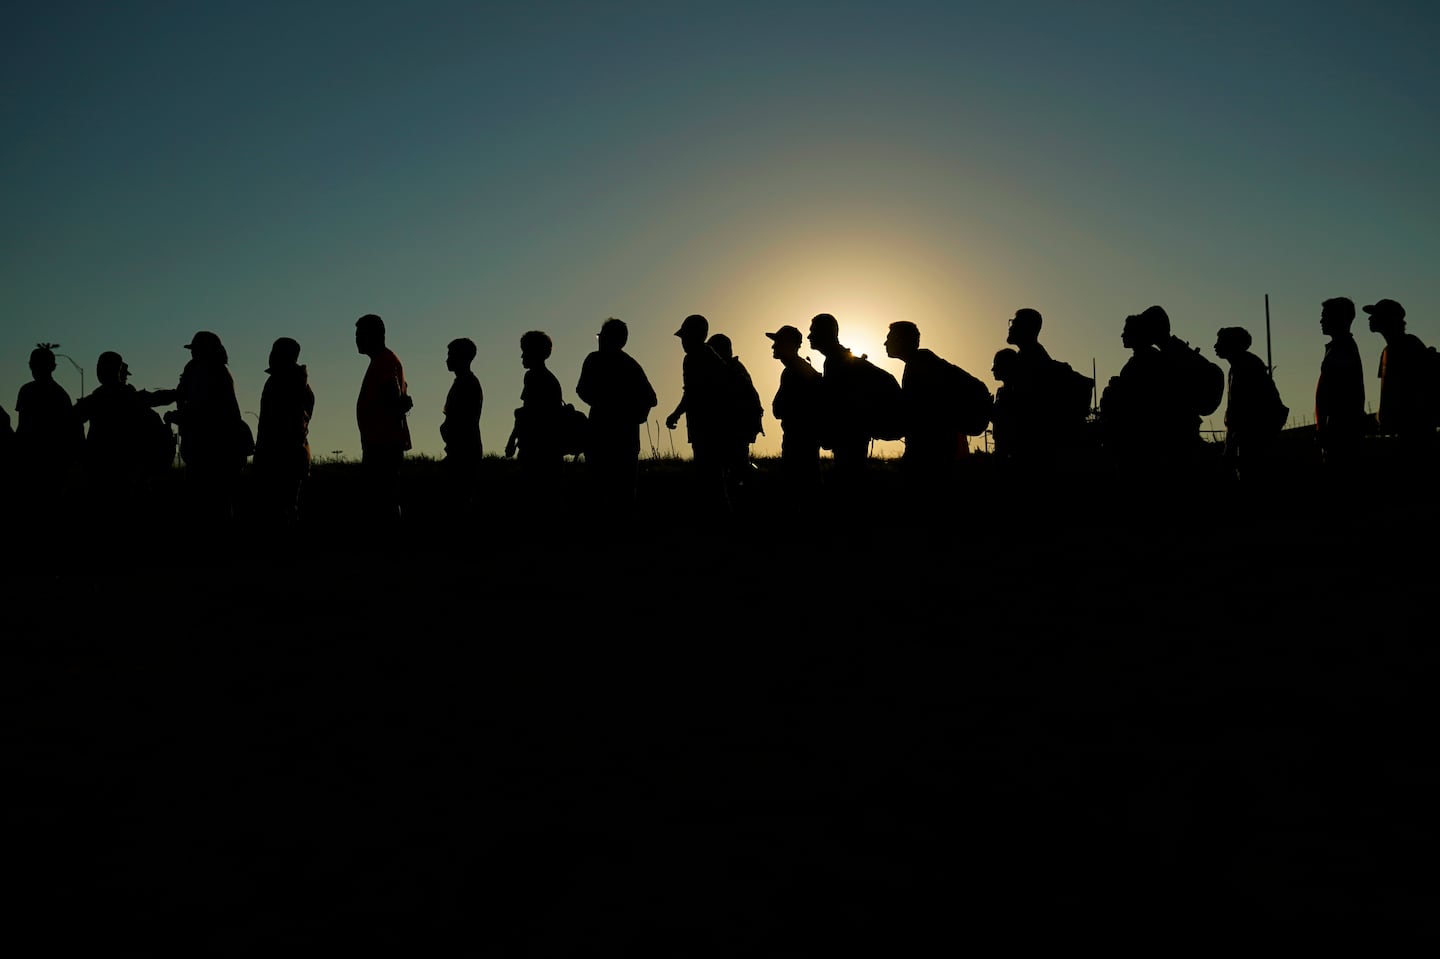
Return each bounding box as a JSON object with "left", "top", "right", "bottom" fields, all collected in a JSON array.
[
  {"left": 355, "top": 313, "right": 413, "bottom": 524},
  {"left": 1004, "top": 307, "right": 1095, "bottom": 464},
  {"left": 766, "top": 324, "right": 824, "bottom": 495},
  {"left": 439, "top": 336, "right": 484, "bottom": 522},
  {"left": 1100, "top": 311, "right": 1173, "bottom": 476},
  {"left": 1103, "top": 306, "right": 1210, "bottom": 483},
  {"left": 665, "top": 314, "right": 733, "bottom": 513},
  {"left": 15, "top": 345, "right": 83, "bottom": 519},
  {"left": 0, "top": 404, "right": 11, "bottom": 509},
  {"left": 1315, "top": 296, "right": 1368, "bottom": 478},
  {"left": 575, "top": 317, "right": 657, "bottom": 516},
  {"left": 807, "top": 312, "right": 872, "bottom": 487},
  {"left": 706, "top": 332, "right": 764, "bottom": 509},
  {"left": 254, "top": 337, "right": 315, "bottom": 528},
  {"left": 1366, "top": 298, "right": 1437, "bottom": 482},
  {"left": 989, "top": 348, "right": 1030, "bottom": 463},
  {"left": 1214, "top": 326, "right": 1287, "bottom": 488},
  {"left": 883, "top": 320, "right": 967, "bottom": 497},
  {"left": 1150, "top": 305, "right": 1221, "bottom": 450},
  {"left": 168, "top": 331, "right": 247, "bottom": 524},
  {"left": 1006, "top": 307, "right": 1053, "bottom": 370},
  {"left": 73, "top": 351, "right": 176, "bottom": 521},
  {"left": 505, "top": 330, "right": 565, "bottom": 503}
]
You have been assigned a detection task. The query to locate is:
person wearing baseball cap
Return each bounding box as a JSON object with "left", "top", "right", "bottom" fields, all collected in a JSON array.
[
  {"left": 665, "top": 314, "right": 734, "bottom": 512},
  {"left": 765, "top": 324, "right": 823, "bottom": 492},
  {"left": 766, "top": 325, "right": 823, "bottom": 489},
  {"left": 1365, "top": 298, "right": 1437, "bottom": 475}
]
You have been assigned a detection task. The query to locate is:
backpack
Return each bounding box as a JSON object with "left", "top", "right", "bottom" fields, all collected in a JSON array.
[
  {"left": 943, "top": 360, "right": 995, "bottom": 436},
  {"left": 855, "top": 355, "right": 906, "bottom": 441},
  {"left": 1045, "top": 360, "right": 1096, "bottom": 423},
  {"left": 724, "top": 357, "right": 765, "bottom": 444},
  {"left": 559, "top": 402, "right": 589, "bottom": 457},
  {"left": 1423, "top": 342, "right": 1440, "bottom": 424},
  {"left": 1269, "top": 391, "right": 1291, "bottom": 433},
  {"left": 1166, "top": 338, "right": 1225, "bottom": 416}
]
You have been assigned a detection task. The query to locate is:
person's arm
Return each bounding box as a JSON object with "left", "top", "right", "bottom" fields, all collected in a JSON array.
[
  {"left": 505, "top": 407, "right": 522, "bottom": 457},
  {"left": 575, "top": 355, "right": 596, "bottom": 408},
  {"left": 665, "top": 395, "right": 685, "bottom": 430}
]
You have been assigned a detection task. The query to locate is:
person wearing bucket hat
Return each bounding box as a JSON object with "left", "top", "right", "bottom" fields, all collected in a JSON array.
[
  {"left": 767, "top": 324, "right": 823, "bottom": 491},
  {"left": 171, "top": 329, "right": 247, "bottom": 522}
]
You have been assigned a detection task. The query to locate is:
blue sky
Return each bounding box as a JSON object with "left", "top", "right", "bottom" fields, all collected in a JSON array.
[{"left": 5, "top": 0, "right": 1438, "bottom": 461}]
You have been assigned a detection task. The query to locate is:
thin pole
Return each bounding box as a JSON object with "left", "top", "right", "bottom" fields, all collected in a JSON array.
[{"left": 1264, "top": 294, "right": 1274, "bottom": 378}]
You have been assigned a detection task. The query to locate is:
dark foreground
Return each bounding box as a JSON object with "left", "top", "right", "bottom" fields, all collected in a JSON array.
[{"left": 6, "top": 450, "right": 1439, "bottom": 952}]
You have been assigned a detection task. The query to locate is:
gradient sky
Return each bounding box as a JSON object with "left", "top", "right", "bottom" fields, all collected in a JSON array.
[{"left": 5, "top": 0, "right": 1438, "bottom": 462}]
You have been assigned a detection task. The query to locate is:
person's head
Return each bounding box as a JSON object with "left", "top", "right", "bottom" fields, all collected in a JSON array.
[
  {"left": 1007, "top": 308, "right": 1043, "bottom": 348},
  {"left": 520, "top": 329, "right": 552, "bottom": 368},
  {"left": 706, "top": 333, "right": 733, "bottom": 360},
  {"left": 96, "top": 351, "right": 125, "bottom": 386},
  {"left": 185, "top": 330, "right": 228, "bottom": 365},
  {"left": 598, "top": 317, "right": 628, "bottom": 351},
  {"left": 766, "top": 324, "right": 804, "bottom": 361},
  {"left": 446, "top": 337, "right": 476, "bottom": 373},
  {"left": 1121, "top": 314, "right": 1151, "bottom": 351},
  {"left": 268, "top": 337, "right": 302, "bottom": 372},
  {"left": 1214, "top": 326, "right": 1252, "bottom": 361},
  {"left": 992, "top": 347, "right": 1020, "bottom": 382},
  {"left": 883, "top": 321, "right": 920, "bottom": 361},
  {"left": 355, "top": 313, "right": 386, "bottom": 355},
  {"left": 1320, "top": 297, "right": 1356, "bottom": 338},
  {"left": 1363, "top": 298, "right": 1406, "bottom": 336},
  {"left": 674, "top": 313, "right": 709, "bottom": 349},
  {"left": 1138, "top": 305, "right": 1171, "bottom": 340},
  {"left": 29, "top": 346, "right": 56, "bottom": 379},
  {"left": 807, "top": 312, "right": 841, "bottom": 353}
]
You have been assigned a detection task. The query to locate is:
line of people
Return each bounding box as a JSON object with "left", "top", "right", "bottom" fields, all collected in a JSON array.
[{"left": 2, "top": 297, "right": 1434, "bottom": 535}]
